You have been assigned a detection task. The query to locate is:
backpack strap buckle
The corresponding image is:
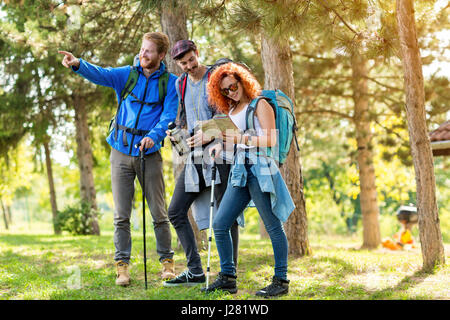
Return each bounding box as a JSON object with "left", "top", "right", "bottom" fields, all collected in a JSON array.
[{"left": 117, "top": 124, "right": 150, "bottom": 147}]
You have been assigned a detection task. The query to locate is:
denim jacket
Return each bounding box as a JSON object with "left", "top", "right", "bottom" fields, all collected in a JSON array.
[
  {"left": 229, "top": 148, "right": 295, "bottom": 223},
  {"left": 184, "top": 143, "right": 245, "bottom": 228},
  {"left": 184, "top": 143, "right": 222, "bottom": 193}
]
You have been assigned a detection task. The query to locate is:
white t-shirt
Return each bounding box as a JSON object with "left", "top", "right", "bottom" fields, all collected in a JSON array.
[{"left": 228, "top": 104, "right": 263, "bottom": 149}]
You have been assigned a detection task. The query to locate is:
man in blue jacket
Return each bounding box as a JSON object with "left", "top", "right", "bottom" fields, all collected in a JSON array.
[{"left": 59, "top": 32, "right": 178, "bottom": 286}]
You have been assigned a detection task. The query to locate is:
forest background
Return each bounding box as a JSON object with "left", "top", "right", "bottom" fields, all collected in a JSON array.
[{"left": 0, "top": 0, "right": 449, "bottom": 300}]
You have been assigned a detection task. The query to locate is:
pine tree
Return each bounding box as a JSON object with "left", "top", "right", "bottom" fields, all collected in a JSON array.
[
  {"left": 1, "top": 0, "right": 155, "bottom": 235},
  {"left": 396, "top": 0, "right": 445, "bottom": 271},
  {"left": 227, "top": 0, "right": 312, "bottom": 256}
]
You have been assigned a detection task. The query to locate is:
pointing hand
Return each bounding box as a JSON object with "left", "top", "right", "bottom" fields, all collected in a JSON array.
[{"left": 58, "top": 50, "right": 80, "bottom": 69}]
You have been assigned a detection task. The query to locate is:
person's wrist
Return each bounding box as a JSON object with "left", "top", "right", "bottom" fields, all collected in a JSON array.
[{"left": 71, "top": 59, "right": 80, "bottom": 71}]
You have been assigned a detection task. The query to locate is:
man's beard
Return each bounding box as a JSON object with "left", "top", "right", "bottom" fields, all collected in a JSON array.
[{"left": 140, "top": 56, "right": 159, "bottom": 70}]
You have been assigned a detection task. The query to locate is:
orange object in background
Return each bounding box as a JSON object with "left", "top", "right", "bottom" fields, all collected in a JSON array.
[
  {"left": 382, "top": 238, "right": 403, "bottom": 250},
  {"left": 382, "top": 230, "right": 416, "bottom": 250},
  {"left": 382, "top": 204, "right": 418, "bottom": 251},
  {"left": 399, "top": 229, "right": 414, "bottom": 245}
]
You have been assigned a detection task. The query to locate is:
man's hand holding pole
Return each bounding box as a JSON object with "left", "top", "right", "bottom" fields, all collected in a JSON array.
[{"left": 138, "top": 137, "right": 155, "bottom": 151}]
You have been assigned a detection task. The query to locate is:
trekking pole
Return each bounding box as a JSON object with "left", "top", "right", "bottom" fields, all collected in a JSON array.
[
  {"left": 206, "top": 149, "right": 217, "bottom": 290},
  {"left": 135, "top": 142, "right": 148, "bottom": 290}
]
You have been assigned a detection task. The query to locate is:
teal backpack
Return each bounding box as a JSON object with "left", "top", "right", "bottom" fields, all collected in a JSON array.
[{"left": 246, "top": 89, "right": 300, "bottom": 165}]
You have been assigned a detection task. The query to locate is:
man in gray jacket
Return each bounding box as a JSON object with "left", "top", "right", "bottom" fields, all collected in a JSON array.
[{"left": 164, "top": 40, "right": 240, "bottom": 287}]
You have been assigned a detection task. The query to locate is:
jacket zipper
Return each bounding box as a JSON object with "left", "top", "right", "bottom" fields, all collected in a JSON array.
[{"left": 129, "top": 74, "right": 150, "bottom": 155}]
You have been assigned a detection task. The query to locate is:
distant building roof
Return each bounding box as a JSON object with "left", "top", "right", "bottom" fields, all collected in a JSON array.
[{"left": 430, "top": 121, "right": 450, "bottom": 156}]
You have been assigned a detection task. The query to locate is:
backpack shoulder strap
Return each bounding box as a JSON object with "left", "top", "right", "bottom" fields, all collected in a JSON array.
[
  {"left": 206, "top": 65, "right": 215, "bottom": 81},
  {"left": 179, "top": 73, "right": 188, "bottom": 103},
  {"left": 114, "top": 66, "right": 139, "bottom": 140},
  {"left": 246, "top": 96, "right": 266, "bottom": 131},
  {"left": 158, "top": 70, "right": 169, "bottom": 104},
  {"left": 177, "top": 73, "right": 188, "bottom": 128},
  {"left": 120, "top": 66, "right": 139, "bottom": 101}
]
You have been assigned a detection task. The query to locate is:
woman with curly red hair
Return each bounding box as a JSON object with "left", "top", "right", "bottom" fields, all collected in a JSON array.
[{"left": 201, "top": 63, "right": 295, "bottom": 297}]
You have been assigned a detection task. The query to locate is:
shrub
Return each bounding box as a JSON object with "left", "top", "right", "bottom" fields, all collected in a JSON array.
[{"left": 56, "top": 201, "right": 101, "bottom": 235}]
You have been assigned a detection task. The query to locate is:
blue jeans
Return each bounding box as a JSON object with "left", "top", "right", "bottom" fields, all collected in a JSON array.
[{"left": 213, "top": 165, "right": 289, "bottom": 280}]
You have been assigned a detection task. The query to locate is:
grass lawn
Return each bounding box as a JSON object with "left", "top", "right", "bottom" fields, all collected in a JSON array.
[{"left": 0, "top": 226, "right": 449, "bottom": 300}]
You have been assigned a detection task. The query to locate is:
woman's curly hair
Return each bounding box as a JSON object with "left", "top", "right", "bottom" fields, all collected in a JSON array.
[{"left": 207, "top": 62, "right": 261, "bottom": 114}]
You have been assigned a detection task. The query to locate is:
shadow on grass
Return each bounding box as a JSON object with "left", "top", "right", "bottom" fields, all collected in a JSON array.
[
  {"left": 287, "top": 255, "right": 364, "bottom": 299},
  {"left": 0, "top": 234, "right": 111, "bottom": 249},
  {"left": 0, "top": 233, "right": 162, "bottom": 260},
  {"left": 288, "top": 255, "right": 433, "bottom": 300},
  {"left": 0, "top": 250, "right": 71, "bottom": 299},
  {"left": 367, "top": 270, "right": 430, "bottom": 300},
  {"left": 306, "top": 256, "right": 358, "bottom": 275},
  {"left": 0, "top": 248, "right": 151, "bottom": 300}
]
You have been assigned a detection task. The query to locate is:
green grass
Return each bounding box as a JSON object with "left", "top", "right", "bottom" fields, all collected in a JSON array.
[{"left": 0, "top": 227, "right": 449, "bottom": 300}]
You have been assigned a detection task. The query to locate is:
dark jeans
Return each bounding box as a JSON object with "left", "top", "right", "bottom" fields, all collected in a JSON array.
[{"left": 168, "top": 163, "right": 239, "bottom": 274}]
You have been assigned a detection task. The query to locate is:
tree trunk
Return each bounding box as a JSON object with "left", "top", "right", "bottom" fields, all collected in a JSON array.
[
  {"left": 350, "top": 52, "right": 381, "bottom": 249},
  {"left": 43, "top": 137, "right": 61, "bottom": 235},
  {"left": 73, "top": 93, "right": 100, "bottom": 235},
  {"left": 6, "top": 205, "right": 12, "bottom": 225},
  {"left": 160, "top": 1, "right": 205, "bottom": 248},
  {"left": 160, "top": 1, "right": 189, "bottom": 76},
  {"left": 259, "top": 219, "right": 269, "bottom": 239},
  {"left": 1, "top": 199, "right": 9, "bottom": 230},
  {"left": 396, "top": 0, "right": 445, "bottom": 271},
  {"left": 35, "top": 69, "right": 61, "bottom": 234},
  {"left": 261, "top": 33, "right": 311, "bottom": 256}
]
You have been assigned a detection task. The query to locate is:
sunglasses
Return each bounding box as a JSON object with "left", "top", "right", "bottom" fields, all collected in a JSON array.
[{"left": 220, "top": 82, "right": 239, "bottom": 96}]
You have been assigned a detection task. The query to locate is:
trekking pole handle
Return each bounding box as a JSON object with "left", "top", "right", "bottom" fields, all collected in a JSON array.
[
  {"left": 135, "top": 142, "right": 146, "bottom": 160},
  {"left": 211, "top": 150, "right": 217, "bottom": 180}
]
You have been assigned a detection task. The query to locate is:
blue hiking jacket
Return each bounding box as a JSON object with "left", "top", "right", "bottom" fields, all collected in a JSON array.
[{"left": 73, "top": 58, "right": 178, "bottom": 156}]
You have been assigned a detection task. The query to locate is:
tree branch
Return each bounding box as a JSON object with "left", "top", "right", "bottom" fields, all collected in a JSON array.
[
  {"left": 315, "top": 0, "right": 360, "bottom": 37},
  {"left": 364, "top": 76, "right": 403, "bottom": 92},
  {"left": 374, "top": 118, "right": 408, "bottom": 143}
]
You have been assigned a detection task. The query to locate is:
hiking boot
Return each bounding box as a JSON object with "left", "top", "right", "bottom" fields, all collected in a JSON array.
[
  {"left": 255, "top": 276, "right": 289, "bottom": 297},
  {"left": 161, "top": 258, "right": 176, "bottom": 280},
  {"left": 163, "top": 269, "right": 205, "bottom": 287},
  {"left": 115, "top": 260, "right": 130, "bottom": 286},
  {"left": 201, "top": 273, "right": 238, "bottom": 294}
]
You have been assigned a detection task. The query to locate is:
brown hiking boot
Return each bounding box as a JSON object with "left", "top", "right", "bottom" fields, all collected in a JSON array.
[
  {"left": 115, "top": 260, "right": 130, "bottom": 286},
  {"left": 161, "top": 258, "right": 176, "bottom": 280}
]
